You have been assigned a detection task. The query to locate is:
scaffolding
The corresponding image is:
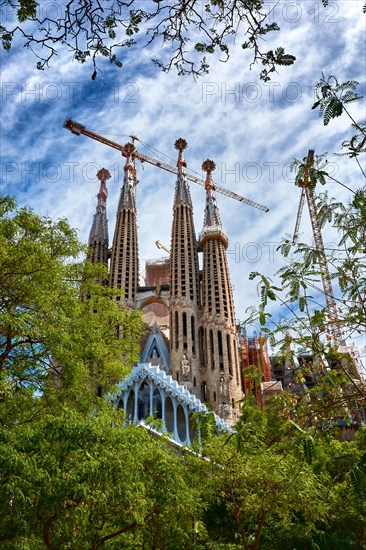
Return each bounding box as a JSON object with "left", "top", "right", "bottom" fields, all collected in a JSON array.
[
  {"left": 239, "top": 329, "right": 274, "bottom": 406},
  {"left": 145, "top": 257, "right": 170, "bottom": 287}
]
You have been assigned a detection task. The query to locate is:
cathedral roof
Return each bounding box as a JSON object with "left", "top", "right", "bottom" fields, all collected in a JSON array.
[
  {"left": 116, "top": 363, "right": 234, "bottom": 434},
  {"left": 140, "top": 322, "right": 170, "bottom": 372}
]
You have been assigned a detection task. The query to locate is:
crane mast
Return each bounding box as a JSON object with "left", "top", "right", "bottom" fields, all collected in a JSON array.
[
  {"left": 292, "top": 187, "right": 306, "bottom": 245},
  {"left": 64, "top": 118, "right": 269, "bottom": 213},
  {"left": 293, "top": 149, "right": 343, "bottom": 348}
]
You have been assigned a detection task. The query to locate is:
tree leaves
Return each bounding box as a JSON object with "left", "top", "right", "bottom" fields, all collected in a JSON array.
[
  {"left": 0, "top": 196, "right": 144, "bottom": 408},
  {"left": 0, "top": 0, "right": 297, "bottom": 79},
  {"left": 16, "top": 0, "right": 38, "bottom": 23},
  {"left": 0, "top": 404, "right": 205, "bottom": 549},
  {"left": 313, "top": 75, "right": 364, "bottom": 138}
]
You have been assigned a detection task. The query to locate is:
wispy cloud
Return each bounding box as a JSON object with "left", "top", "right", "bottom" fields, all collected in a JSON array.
[{"left": 1, "top": 1, "right": 364, "bottom": 351}]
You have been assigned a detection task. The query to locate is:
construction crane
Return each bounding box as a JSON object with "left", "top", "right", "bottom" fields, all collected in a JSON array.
[
  {"left": 63, "top": 118, "right": 269, "bottom": 213},
  {"left": 155, "top": 240, "right": 171, "bottom": 254},
  {"left": 292, "top": 149, "right": 343, "bottom": 348}
]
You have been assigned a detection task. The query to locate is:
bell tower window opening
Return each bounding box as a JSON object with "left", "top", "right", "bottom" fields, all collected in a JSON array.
[
  {"left": 175, "top": 311, "right": 179, "bottom": 351},
  {"left": 202, "top": 381, "right": 208, "bottom": 402},
  {"left": 199, "top": 326, "right": 205, "bottom": 367},
  {"left": 218, "top": 330, "right": 224, "bottom": 372},
  {"left": 191, "top": 315, "right": 196, "bottom": 355},
  {"left": 182, "top": 312, "right": 187, "bottom": 351},
  {"left": 210, "top": 329, "right": 215, "bottom": 370}
]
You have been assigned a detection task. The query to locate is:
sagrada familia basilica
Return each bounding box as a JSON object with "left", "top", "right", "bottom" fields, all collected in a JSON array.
[
  {"left": 87, "top": 138, "right": 245, "bottom": 443},
  {"left": 81, "top": 124, "right": 363, "bottom": 444}
]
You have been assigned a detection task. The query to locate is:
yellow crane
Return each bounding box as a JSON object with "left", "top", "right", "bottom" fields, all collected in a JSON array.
[
  {"left": 64, "top": 118, "right": 269, "bottom": 213},
  {"left": 155, "top": 240, "right": 171, "bottom": 255},
  {"left": 292, "top": 149, "right": 343, "bottom": 348}
]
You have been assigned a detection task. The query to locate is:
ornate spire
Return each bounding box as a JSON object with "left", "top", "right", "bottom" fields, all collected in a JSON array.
[
  {"left": 198, "top": 158, "right": 242, "bottom": 421},
  {"left": 202, "top": 159, "right": 222, "bottom": 227},
  {"left": 170, "top": 137, "right": 199, "bottom": 303},
  {"left": 109, "top": 144, "right": 139, "bottom": 306},
  {"left": 169, "top": 138, "right": 200, "bottom": 394},
  {"left": 173, "top": 138, "right": 191, "bottom": 206},
  {"left": 96, "top": 168, "right": 109, "bottom": 210},
  {"left": 88, "top": 168, "right": 110, "bottom": 266},
  {"left": 199, "top": 159, "right": 227, "bottom": 249},
  {"left": 118, "top": 142, "right": 137, "bottom": 210}
]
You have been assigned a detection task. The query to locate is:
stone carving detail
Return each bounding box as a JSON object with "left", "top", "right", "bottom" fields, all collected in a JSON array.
[
  {"left": 219, "top": 375, "right": 227, "bottom": 395},
  {"left": 181, "top": 354, "right": 190, "bottom": 379}
]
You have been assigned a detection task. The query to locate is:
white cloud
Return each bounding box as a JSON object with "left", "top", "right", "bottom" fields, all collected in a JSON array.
[{"left": 1, "top": 0, "right": 365, "bottom": 343}]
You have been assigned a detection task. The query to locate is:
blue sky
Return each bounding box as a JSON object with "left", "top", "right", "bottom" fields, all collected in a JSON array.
[{"left": 0, "top": 1, "right": 365, "bottom": 356}]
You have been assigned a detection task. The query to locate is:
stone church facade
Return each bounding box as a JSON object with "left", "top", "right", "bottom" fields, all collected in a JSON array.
[{"left": 87, "top": 139, "right": 243, "bottom": 438}]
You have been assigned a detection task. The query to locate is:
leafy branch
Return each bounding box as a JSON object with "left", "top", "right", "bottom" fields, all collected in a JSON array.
[
  {"left": 312, "top": 74, "right": 366, "bottom": 177},
  {"left": 0, "top": 0, "right": 297, "bottom": 79}
]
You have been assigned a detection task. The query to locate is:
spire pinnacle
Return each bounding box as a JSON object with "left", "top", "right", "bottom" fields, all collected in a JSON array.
[
  {"left": 202, "top": 159, "right": 216, "bottom": 191},
  {"left": 119, "top": 143, "right": 137, "bottom": 210},
  {"left": 88, "top": 169, "right": 109, "bottom": 262},
  {"left": 173, "top": 138, "right": 191, "bottom": 207},
  {"left": 123, "top": 142, "right": 137, "bottom": 175},
  {"left": 96, "top": 168, "right": 110, "bottom": 210},
  {"left": 174, "top": 138, "right": 188, "bottom": 169},
  {"left": 202, "top": 159, "right": 222, "bottom": 229}
]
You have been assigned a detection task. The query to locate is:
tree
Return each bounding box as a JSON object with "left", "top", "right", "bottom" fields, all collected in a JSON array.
[
  {"left": 312, "top": 74, "right": 366, "bottom": 178},
  {"left": 1, "top": 0, "right": 299, "bottom": 79},
  {"left": 245, "top": 75, "right": 366, "bottom": 427},
  {"left": 0, "top": 195, "right": 143, "bottom": 419},
  {"left": 190, "top": 399, "right": 366, "bottom": 550},
  {"left": 0, "top": 196, "right": 205, "bottom": 549},
  {"left": 311, "top": 427, "right": 366, "bottom": 550},
  {"left": 0, "top": 402, "right": 205, "bottom": 549},
  {"left": 193, "top": 399, "right": 330, "bottom": 550}
]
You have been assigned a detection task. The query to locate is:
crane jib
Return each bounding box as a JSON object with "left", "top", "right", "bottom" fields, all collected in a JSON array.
[{"left": 63, "top": 118, "right": 269, "bottom": 213}]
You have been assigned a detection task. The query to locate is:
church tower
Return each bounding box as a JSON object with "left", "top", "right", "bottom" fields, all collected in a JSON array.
[
  {"left": 199, "top": 160, "right": 242, "bottom": 420},
  {"left": 85, "top": 142, "right": 243, "bottom": 426},
  {"left": 88, "top": 168, "right": 110, "bottom": 267},
  {"left": 109, "top": 144, "right": 139, "bottom": 307},
  {"left": 169, "top": 139, "right": 201, "bottom": 396}
]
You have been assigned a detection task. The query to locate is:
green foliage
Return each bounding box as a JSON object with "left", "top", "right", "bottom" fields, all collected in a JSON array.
[
  {"left": 338, "top": 122, "right": 366, "bottom": 158},
  {"left": 17, "top": 0, "right": 38, "bottom": 22},
  {"left": 0, "top": 198, "right": 206, "bottom": 548},
  {"left": 312, "top": 75, "right": 366, "bottom": 172},
  {"left": 0, "top": 195, "right": 143, "bottom": 411},
  {"left": 1, "top": 172, "right": 366, "bottom": 548},
  {"left": 197, "top": 404, "right": 331, "bottom": 550},
  {"left": 258, "top": 45, "right": 296, "bottom": 82},
  {"left": 246, "top": 104, "right": 366, "bottom": 429},
  {"left": 191, "top": 410, "right": 218, "bottom": 451},
  {"left": 249, "top": 185, "right": 366, "bottom": 347},
  {"left": 0, "top": 402, "right": 204, "bottom": 549},
  {"left": 290, "top": 151, "right": 328, "bottom": 191},
  {"left": 0, "top": 0, "right": 299, "bottom": 79},
  {"left": 312, "top": 76, "right": 362, "bottom": 126}
]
